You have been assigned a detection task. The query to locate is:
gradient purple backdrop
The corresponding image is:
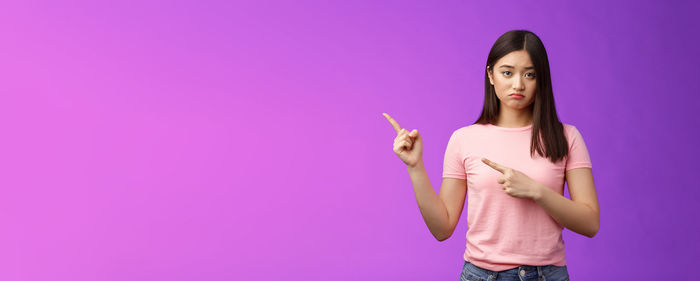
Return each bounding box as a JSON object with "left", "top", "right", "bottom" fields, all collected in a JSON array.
[{"left": 1, "top": 1, "right": 698, "bottom": 280}]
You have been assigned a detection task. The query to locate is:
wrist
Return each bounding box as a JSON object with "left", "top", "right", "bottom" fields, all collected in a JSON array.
[
  {"left": 532, "top": 182, "right": 547, "bottom": 201},
  {"left": 407, "top": 160, "right": 425, "bottom": 171}
]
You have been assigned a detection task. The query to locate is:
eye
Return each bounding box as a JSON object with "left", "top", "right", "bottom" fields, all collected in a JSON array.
[
  {"left": 525, "top": 72, "right": 536, "bottom": 78},
  {"left": 502, "top": 71, "right": 512, "bottom": 76}
]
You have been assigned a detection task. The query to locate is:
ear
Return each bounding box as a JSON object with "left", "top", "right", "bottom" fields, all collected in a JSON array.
[{"left": 486, "top": 66, "right": 494, "bottom": 85}]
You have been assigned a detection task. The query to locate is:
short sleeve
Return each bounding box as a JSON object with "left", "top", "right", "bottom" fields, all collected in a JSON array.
[
  {"left": 565, "top": 125, "right": 593, "bottom": 171},
  {"left": 442, "top": 131, "right": 467, "bottom": 179}
]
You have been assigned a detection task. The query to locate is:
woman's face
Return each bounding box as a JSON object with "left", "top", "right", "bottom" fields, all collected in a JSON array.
[{"left": 487, "top": 50, "right": 537, "bottom": 110}]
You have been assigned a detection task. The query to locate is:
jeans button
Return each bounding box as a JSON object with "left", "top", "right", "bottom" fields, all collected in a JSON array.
[{"left": 520, "top": 269, "right": 526, "bottom": 276}]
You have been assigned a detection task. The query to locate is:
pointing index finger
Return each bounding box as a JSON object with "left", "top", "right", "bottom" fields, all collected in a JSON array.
[
  {"left": 382, "top": 113, "right": 402, "bottom": 133},
  {"left": 481, "top": 158, "right": 506, "bottom": 174}
]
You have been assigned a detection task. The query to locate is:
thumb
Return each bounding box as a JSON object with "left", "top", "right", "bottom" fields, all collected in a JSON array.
[{"left": 410, "top": 129, "right": 419, "bottom": 138}]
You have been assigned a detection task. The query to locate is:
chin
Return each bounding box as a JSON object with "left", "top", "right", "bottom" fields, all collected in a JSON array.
[{"left": 508, "top": 102, "right": 534, "bottom": 110}]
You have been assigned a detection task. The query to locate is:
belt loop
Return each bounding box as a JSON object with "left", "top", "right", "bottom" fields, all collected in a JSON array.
[{"left": 537, "top": 266, "right": 543, "bottom": 279}]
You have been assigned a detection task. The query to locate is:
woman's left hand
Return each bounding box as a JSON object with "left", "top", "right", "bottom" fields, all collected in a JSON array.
[{"left": 481, "top": 158, "right": 544, "bottom": 200}]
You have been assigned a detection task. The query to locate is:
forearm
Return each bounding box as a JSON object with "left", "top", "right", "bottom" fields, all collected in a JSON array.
[
  {"left": 407, "top": 161, "right": 451, "bottom": 241},
  {"left": 534, "top": 183, "right": 600, "bottom": 238}
]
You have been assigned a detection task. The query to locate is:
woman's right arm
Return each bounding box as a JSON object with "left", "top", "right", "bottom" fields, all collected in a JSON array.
[
  {"left": 382, "top": 113, "right": 467, "bottom": 241},
  {"left": 407, "top": 160, "right": 467, "bottom": 241}
]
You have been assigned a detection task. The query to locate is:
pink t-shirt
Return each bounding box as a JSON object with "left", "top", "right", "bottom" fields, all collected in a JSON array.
[{"left": 442, "top": 122, "right": 592, "bottom": 272}]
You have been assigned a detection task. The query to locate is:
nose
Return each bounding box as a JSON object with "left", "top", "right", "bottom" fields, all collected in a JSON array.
[{"left": 512, "top": 76, "right": 525, "bottom": 91}]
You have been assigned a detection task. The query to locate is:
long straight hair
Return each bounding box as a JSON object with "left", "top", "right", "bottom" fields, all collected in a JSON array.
[{"left": 474, "top": 30, "right": 568, "bottom": 163}]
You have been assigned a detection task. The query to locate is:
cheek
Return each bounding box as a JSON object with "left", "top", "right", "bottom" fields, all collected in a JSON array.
[
  {"left": 493, "top": 79, "right": 509, "bottom": 95},
  {"left": 493, "top": 86, "right": 507, "bottom": 99},
  {"left": 528, "top": 84, "right": 537, "bottom": 99},
  {"left": 528, "top": 81, "right": 537, "bottom": 92}
]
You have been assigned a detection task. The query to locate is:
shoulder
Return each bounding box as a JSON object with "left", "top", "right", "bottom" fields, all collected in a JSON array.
[
  {"left": 561, "top": 123, "right": 589, "bottom": 150},
  {"left": 561, "top": 122, "right": 576, "bottom": 131},
  {"left": 561, "top": 122, "right": 584, "bottom": 138}
]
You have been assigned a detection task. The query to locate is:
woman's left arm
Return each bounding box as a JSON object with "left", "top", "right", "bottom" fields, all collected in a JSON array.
[
  {"left": 480, "top": 158, "right": 600, "bottom": 238},
  {"left": 533, "top": 167, "right": 600, "bottom": 238}
]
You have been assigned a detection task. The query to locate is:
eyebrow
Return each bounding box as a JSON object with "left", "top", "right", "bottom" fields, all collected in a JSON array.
[{"left": 498, "top": 65, "right": 535, "bottom": 70}]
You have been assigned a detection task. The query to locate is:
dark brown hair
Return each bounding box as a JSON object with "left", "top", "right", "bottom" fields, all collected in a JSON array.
[{"left": 474, "top": 30, "right": 568, "bottom": 163}]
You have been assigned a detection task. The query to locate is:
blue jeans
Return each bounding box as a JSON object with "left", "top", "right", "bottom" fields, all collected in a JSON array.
[{"left": 460, "top": 260, "right": 569, "bottom": 281}]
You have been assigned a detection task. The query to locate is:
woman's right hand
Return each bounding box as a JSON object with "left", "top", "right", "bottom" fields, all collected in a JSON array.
[{"left": 382, "top": 113, "right": 423, "bottom": 167}]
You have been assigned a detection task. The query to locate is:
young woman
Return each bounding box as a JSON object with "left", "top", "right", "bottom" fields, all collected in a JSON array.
[{"left": 382, "top": 30, "right": 599, "bottom": 281}]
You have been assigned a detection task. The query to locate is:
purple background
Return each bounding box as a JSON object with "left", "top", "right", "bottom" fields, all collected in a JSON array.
[{"left": 1, "top": 1, "right": 698, "bottom": 280}]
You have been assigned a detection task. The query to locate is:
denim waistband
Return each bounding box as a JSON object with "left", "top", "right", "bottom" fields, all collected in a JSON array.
[{"left": 464, "top": 260, "right": 562, "bottom": 279}]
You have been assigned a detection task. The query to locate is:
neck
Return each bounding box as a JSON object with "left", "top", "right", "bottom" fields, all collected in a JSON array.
[{"left": 495, "top": 105, "right": 533, "bottom": 128}]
